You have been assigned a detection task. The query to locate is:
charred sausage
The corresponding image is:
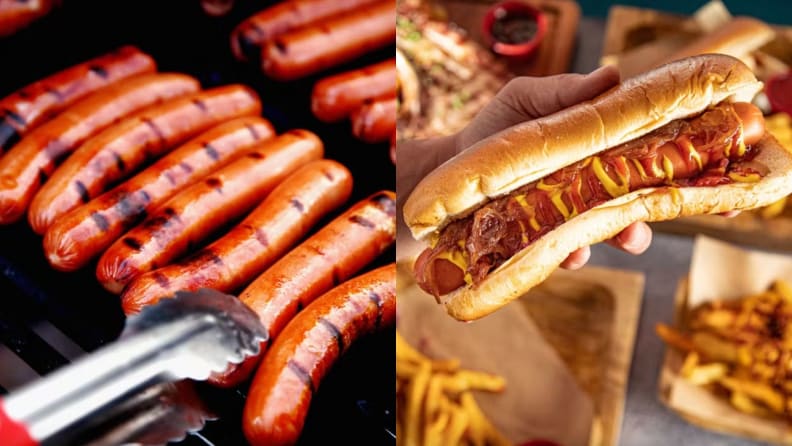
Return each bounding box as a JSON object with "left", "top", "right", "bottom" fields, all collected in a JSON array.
[
  {"left": 96, "top": 130, "right": 324, "bottom": 293},
  {"left": 43, "top": 116, "right": 275, "bottom": 271},
  {"left": 121, "top": 159, "right": 353, "bottom": 313},
  {"left": 28, "top": 84, "right": 262, "bottom": 233}
]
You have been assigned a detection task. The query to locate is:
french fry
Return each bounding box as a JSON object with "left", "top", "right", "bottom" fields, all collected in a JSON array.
[
  {"left": 719, "top": 377, "right": 785, "bottom": 413},
  {"left": 441, "top": 370, "right": 507, "bottom": 394},
  {"left": 685, "top": 362, "right": 728, "bottom": 385},
  {"left": 445, "top": 404, "right": 470, "bottom": 445},
  {"left": 680, "top": 352, "right": 700, "bottom": 378},
  {"left": 730, "top": 391, "right": 773, "bottom": 417},
  {"left": 656, "top": 323, "right": 696, "bottom": 352},
  {"left": 773, "top": 280, "right": 792, "bottom": 303},
  {"left": 405, "top": 361, "right": 431, "bottom": 446},
  {"left": 460, "top": 392, "right": 511, "bottom": 446},
  {"left": 691, "top": 331, "right": 739, "bottom": 363},
  {"left": 424, "top": 410, "right": 449, "bottom": 446}
]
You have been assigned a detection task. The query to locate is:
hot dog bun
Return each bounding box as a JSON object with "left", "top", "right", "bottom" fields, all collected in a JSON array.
[{"left": 403, "top": 54, "right": 792, "bottom": 321}]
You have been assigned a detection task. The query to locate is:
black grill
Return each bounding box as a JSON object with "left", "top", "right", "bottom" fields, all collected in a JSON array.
[{"left": 0, "top": 0, "right": 395, "bottom": 444}]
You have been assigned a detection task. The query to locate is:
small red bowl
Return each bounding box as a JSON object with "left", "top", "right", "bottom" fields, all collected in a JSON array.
[
  {"left": 482, "top": 1, "right": 547, "bottom": 58},
  {"left": 767, "top": 70, "right": 792, "bottom": 116}
]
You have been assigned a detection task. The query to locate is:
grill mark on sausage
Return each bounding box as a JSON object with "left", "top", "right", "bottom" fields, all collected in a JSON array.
[
  {"left": 319, "top": 318, "right": 344, "bottom": 353},
  {"left": 308, "top": 245, "right": 326, "bottom": 257},
  {"left": 164, "top": 171, "right": 177, "bottom": 185},
  {"left": 88, "top": 65, "right": 109, "bottom": 78},
  {"left": 37, "top": 168, "right": 48, "bottom": 185},
  {"left": 205, "top": 177, "right": 222, "bottom": 193},
  {"left": 153, "top": 271, "right": 170, "bottom": 288},
  {"left": 142, "top": 118, "right": 166, "bottom": 143},
  {"left": 368, "top": 291, "right": 383, "bottom": 330},
  {"left": 203, "top": 142, "right": 220, "bottom": 161},
  {"left": 202, "top": 250, "right": 224, "bottom": 266},
  {"left": 42, "top": 138, "right": 68, "bottom": 160},
  {"left": 287, "top": 360, "right": 314, "bottom": 394},
  {"left": 254, "top": 228, "right": 268, "bottom": 247},
  {"left": 3, "top": 109, "right": 26, "bottom": 126},
  {"left": 369, "top": 192, "right": 396, "bottom": 216},
  {"left": 247, "top": 151, "right": 264, "bottom": 160},
  {"left": 322, "top": 170, "right": 334, "bottom": 181},
  {"left": 0, "top": 121, "right": 20, "bottom": 148},
  {"left": 90, "top": 212, "right": 110, "bottom": 231},
  {"left": 123, "top": 237, "right": 142, "bottom": 250},
  {"left": 179, "top": 162, "right": 193, "bottom": 173},
  {"left": 75, "top": 181, "right": 90, "bottom": 203},
  {"left": 349, "top": 215, "right": 375, "bottom": 229},
  {"left": 290, "top": 199, "right": 304, "bottom": 213},
  {"left": 112, "top": 151, "right": 126, "bottom": 172},
  {"left": 245, "top": 122, "right": 261, "bottom": 140},
  {"left": 273, "top": 39, "right": 288, "bottom": 54},
  {"left": 332, "top": 267, "right": 342, "bottom": 286},
  {"left": 192, "top": 99, "right": 209, "bottom": 113}
]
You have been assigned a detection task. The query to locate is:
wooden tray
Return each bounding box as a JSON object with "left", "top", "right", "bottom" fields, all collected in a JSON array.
[
  {"left": 437, "top": 0, "right": 581, "bottom": 76},
  {"left": 397, "top": 261, "right": 643, "bottom": 446}
]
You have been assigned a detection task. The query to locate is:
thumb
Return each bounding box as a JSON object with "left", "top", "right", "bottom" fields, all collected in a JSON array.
[{"left": 504, "top": 64, "right": 620, "bottom": 119}]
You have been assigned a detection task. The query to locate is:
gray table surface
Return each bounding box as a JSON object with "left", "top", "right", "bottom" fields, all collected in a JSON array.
[{"left": 569, "top": 17, "right": 770, "bottom": 446}]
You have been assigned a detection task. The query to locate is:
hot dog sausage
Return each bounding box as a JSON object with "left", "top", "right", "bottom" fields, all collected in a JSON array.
[
  {"left": 416, "top": 102, "right": 768, "bottom": 297},
  {"left": 351, "top": 97, "right": 396, "bottom": 144},
  {"left": 121, "top": 159, "right": 353, "bottom": 313},
  {"left": 96, "top": 130, "right": 324, "bottom": 293},
  {"left": 260, "top": 1, "right": 395, "bottom": 81},
  {"left": 0, "top": 74, "right": 200, "bottom": 225},
  {"left": 42, "top": 116, "right": 275, "bottom": 272},
  {"left": 242, "top": 263, "right": 396, "bottom": 446},
  {"left": 311, "top": 59, "right": 396, "bottom": 122},
  {"left": 0, "top": 46, "right": 155, "bottom": 152},
  {"left": 0, "top": 0, "right": 57, "bottom": 37},
  {"left": 231, "top": 0, "right": 381, "bottom": 62},
  {"left": 213, "top": 190, "right": 395, "bottom": 387},
  {"left": 28, "top": 85, "right": 262, "bottom": 234}
]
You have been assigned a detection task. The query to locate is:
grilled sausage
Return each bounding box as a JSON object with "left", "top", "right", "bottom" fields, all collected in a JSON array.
[
  {"left": 351, "top": 97, "right": 396, "bottom": 143},
  {"left": 43, "top": 116, "right": 275, "bottom": 272},
  {"left": 28, "top": 85, "right": 262, "bottom": 234},
  {"left": 121, "top": 159, "right": 353, "bottom": 313},
  {"left": 0, "top": 46, "right": 155, "bottom": 152},
  {"left": 0, "top": 0, "right": 58, "bottom": 37},
  {"left": 242, "top": 263, "right": 396, "bottom": 446},
  {"left": 211, "top": 190, "right": 395, "bottom": 387},
  {"left": 311, "top": 59, "right": 395, "bottom": 122},
  {"left": 260, "top": 1, "right": 395, "bottom": 81},
  {"left": 230, "top": 0, "right": 381, "bottom": 62},
  {"left": 97, "top": 130, "right": 324, "bottom": 293},
  {"left": 0, "top": 74, "right": 200, "bottom": 225}
]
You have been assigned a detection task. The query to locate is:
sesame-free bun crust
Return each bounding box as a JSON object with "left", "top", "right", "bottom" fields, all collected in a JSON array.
[
  {"left": 403, "top": 54, "right": 762, "bottom": 240},
  {"left": 402, "top": 55, "right": 792, "bottom": 321}
]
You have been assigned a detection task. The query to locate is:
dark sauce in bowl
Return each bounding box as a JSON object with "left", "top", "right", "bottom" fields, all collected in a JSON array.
[{"left": 491, "top": 12, "right": 538, "bottom": 45}]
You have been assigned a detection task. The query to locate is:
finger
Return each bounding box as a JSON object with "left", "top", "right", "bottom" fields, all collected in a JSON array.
[
  {"left": 604, "top": 222, "right": 652, "bottom": 254},
  {"left": 561, "top": 245, "right": 590, "bottom": 270},
  {"left": 507, "top": 64, "right": 620, "bottom": 119},
  {"left": 456, "top": 66, "right": 620, "bottom": 150}
]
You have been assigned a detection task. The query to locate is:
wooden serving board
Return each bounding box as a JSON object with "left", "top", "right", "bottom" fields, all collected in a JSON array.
[
  {"left": 436, "top": 0, "right": 581, "bottom": 76},
  {"left": 398, "top": 261, "right": 644, "bottom": 446}
]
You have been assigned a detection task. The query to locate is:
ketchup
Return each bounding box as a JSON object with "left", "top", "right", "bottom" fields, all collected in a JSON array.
[{"left": 767, "top": 71, "right": 792, "bottom": 116}]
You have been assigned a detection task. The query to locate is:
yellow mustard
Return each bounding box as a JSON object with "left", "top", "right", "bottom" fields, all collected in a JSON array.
[
  {"left": 550, "top": 191, "right": 571, "bottom": 220},
  {"left": 736, "top": 135, "right": 747, "bottom": 157},
  {"left": 662, "top": 155, "right": 674, "bottom": 181},
  {"left": 592, "top": 156, "right": 629, "bottom": 197},
  {"left": 677, "top": 136, "right": 703, "bottom": 171},
  {"left": 529, "top": 217, "right": 540, "bottom": 231},
  {"left": 728, "top": 171, "right": 760, "bottom": 183},
  {"left": 517, "top": 221, "right": 528, "bottom": 244},
  {"left": 514, "top": 194, "right": 529, "bottom": 210},
  {"left": 631, "top": 158, "right": 648, "bottom": 180},
  {"left": 436, "top": 249, "right": 472, "bottom": 285}
]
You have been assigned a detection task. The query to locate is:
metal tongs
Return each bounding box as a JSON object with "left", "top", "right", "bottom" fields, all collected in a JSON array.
[{"left": 0, "top": 289, "right": 267, "bottom": 446}]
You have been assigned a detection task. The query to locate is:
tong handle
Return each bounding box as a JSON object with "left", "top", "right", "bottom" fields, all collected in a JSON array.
[{"left": 0, "top": 399, "right": 38, "bottom": 446}]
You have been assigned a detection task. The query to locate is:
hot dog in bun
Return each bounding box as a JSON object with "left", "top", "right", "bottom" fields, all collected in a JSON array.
[{"left": 404, "top": 54, "right": 792, "bottom": 321}]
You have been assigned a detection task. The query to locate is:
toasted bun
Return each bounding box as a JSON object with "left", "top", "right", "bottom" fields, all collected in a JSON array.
[
  {"left": 403, "top": 54, "right": 792, "bottom": 321},
  {"left": 661, "top": 17, "right": 775, "bottom": 69},
  {"left": 445, "top": 134, "right": 792, "bottom": 320},
  {"left": 403, "top": 55, "right": 762, "bottom": 240}
]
